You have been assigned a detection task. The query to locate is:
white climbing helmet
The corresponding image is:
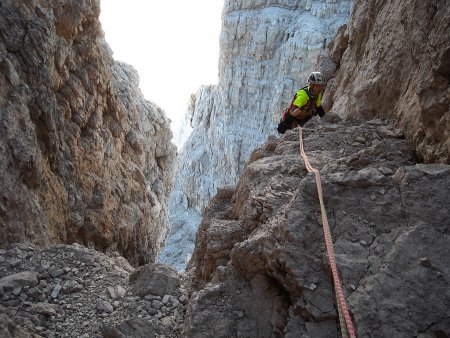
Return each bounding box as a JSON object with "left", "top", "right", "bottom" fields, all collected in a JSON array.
[{"left": 308, "top": 71, "right": 326, "bottom": 85}]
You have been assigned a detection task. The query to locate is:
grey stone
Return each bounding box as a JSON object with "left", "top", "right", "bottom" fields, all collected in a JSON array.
[
  {"left": 96, "top": 300, "right": 114, "bottom": 314},
  {"left": 129, "top": 264, "right": 180, "bottom": 297},
  {"left": 4, "top": 299, "right": 20, "bottom": 307},
  {"left": 12, "top": 286, "right": 22, "bottom": 296},
  {"left": 107, "top": 285, "right": 126, "bottom": 300},
  {"left": 151, "top": 300, "right": 162, "bottom": 310},
  {"left": 0, "top": 271, "right": 39, "bottom": 293},
  {"left": 9, "top": 259, "right": 21, "bottom": 269},
  {"left": 101, "top": 317, "right": 163, "bottom": 338},
  {"left": 48, "top": 267, "right": 64, "bottom": 278},
  {"left": 51, "top": 284, "right": 62, "bottom": 299},
  {"left": 162, "top": 295, "right": 170, "bottom": 304},
  {"left": 31, "top": 302, "right": 59, "bottom": 317}
]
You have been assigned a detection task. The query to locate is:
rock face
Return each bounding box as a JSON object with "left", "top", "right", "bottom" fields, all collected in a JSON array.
[
  {"left": 0, "top": 243, "right": 187, "bottom": 337},
  {"left": 325, "top": 0, "right": 450, "bottom": 164},
  {"left": 160, "top": 0, "right": 353, "bottom": 269},
  {"left": 184, "top": 118, "right": 450, "bottom": 337},
  {"left": 0, "top": 0, "right": 176, "bottom": 265}
]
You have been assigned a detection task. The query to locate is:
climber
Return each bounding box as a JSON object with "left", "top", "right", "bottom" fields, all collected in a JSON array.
[{"left": 277, "top": 71, "right": 327, "bottom": 134}]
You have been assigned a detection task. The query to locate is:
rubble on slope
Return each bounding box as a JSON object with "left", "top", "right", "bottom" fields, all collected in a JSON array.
[{"left": 0, "top": 243, "right": 187, "bottom": 338}]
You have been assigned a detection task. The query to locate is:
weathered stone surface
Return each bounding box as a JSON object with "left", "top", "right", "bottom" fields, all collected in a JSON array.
[
  {"left": 107, "top": 285, "right": 126, "bottom": 300},
  {"left": 129, "top": 264, "right": 181, "bottom": 297},
  {"left": 326, "top": 0, "right": 450, "bottom": 164},
  {"left": 102, "top": 317, "right": 159, "bottom": 338},
  {"left": 185, "top": 119, "right": 450, "bottom": 337},
  {"left": 0, "top": 271, "right": 39, "bottom": 293},
  {"left": 0, "top": 312, "right": 34, "bottom": 338},
  {"left": 0, "top": 0, "right": 176, "bottom": 266}
]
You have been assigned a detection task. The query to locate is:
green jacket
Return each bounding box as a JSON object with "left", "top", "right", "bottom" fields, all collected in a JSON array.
[{"left": 293, "top": 86, "right": 322, "bottom": 108}]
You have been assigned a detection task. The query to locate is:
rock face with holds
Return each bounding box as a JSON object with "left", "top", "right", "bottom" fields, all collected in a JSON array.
[
  {"left": 184, "top": 117, "right": 450, "bottom": 337},
  {"left": 324, "top": 0, "right": 450, "bottom": 164},
  {"left": 0, "top": 0, "right": 176, "bottom": 266}
]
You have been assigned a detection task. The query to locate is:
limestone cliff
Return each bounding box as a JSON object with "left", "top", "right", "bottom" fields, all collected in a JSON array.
[
  {"left": 0, "top": 0, "right": 176, "bottom": 266},
  {"left": 325, "top": 0, "right": 450, "bottom": 163},
  {"left": 177, "top": 0, "right": 353, "bottom": 211},
  {"left": 160, "top": 0, "right": 353, "bottom": 269}
]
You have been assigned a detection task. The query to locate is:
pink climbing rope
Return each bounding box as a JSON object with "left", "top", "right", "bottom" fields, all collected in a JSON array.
[{"left": 298, "top": 127, "right": 357, "bottom": 338}]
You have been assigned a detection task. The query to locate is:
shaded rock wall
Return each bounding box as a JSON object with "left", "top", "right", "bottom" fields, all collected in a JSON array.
[
  {"left": 325, "top": 0, "right": 450, "bottom": 163},
  {"left": 184, "top": 118, "right": 450, "bottom": 337},
  {"left": 0, "top": 0, "right": 176, "bottom": 265}
]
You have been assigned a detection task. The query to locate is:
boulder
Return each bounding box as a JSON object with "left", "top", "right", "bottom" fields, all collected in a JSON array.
[{"left": 129, "top": 264, "right": 180, "bottom": 297}]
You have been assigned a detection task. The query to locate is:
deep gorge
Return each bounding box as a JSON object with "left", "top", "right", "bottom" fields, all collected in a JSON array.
[{"left": 0, "top": 0, "right": 449, "bottom": 337}]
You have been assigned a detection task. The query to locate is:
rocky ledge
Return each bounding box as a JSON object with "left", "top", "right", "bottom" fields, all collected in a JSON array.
[{"left": 184, "top": 116, "right": 450, "bottom": 337}]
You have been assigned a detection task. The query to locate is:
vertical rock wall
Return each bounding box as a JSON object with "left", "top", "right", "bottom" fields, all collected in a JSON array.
[
  {"left": 161, "top": 0, "right": 353, "bottom": 268},
  {"left": 326, "top": 0, "right": 450, "bottom": 163},
  {"left": 0, "top": 0, "right": 176, "bottom": 266},
  {"left": 181, "top": 0, "right": 352, "bottom": 212}
]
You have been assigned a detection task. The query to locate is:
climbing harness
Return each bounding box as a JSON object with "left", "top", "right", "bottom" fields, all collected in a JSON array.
[{"left": 298, "top": 127, "right": 357, "bottom": 338}]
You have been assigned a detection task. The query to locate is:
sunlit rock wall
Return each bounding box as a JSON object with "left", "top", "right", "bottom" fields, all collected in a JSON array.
[{"left": 0, "top": 0, "right": 176, "bottom": 266}]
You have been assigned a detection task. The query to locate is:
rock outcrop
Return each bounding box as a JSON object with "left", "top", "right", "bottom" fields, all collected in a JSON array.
[
  {"left": 324, "top": 0, "right": 450, "bottom": 164},
  {"left": 0, "top": 0, "right": 176, "bottom": 265},
  {"left": 184, "top": 117, "right": 450, "bottom": 337},
  {"left": 160, "top": 0, "right": 353, "bottom": 269}
]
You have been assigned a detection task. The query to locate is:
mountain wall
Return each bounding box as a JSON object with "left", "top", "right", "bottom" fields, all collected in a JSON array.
[
  {"left": 0, "top": 0, "right": 176, "bottom": 266},
  {"left": 160, "top": 0, "right": 353, "bottom": 269},
  {"left": 325, "top": 0, "right": 449, "bottom": 164},
  {"left": 180, "top": 0, "right": 450, "bottom": 336}
]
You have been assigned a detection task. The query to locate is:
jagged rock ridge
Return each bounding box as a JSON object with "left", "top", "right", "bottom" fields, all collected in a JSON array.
[
  {"left": 160, "top": 0, "right": 353, "bottom": 270},
  {"left": 0, "top": 0, "right": 176, "bottom": 265},
  {"left": 184, "top": 118, "right": 450, "bottom": 337}
]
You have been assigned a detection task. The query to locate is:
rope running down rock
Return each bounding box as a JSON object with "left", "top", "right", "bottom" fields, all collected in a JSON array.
[{"left": 298, "top": 127, "right": 357, "bottom": 338}]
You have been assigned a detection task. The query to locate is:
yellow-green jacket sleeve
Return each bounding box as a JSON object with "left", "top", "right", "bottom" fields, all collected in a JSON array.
[
  {"left": 293, "top": 87, "right": 323, "bottom": 108},
  {"left": 293, "top": 89, "right": 309, "bottom": 108}
]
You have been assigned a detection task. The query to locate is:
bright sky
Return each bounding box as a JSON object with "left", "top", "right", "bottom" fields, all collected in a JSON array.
[{"left": 99, "top": 1, "right": 223, "bottom": 133}]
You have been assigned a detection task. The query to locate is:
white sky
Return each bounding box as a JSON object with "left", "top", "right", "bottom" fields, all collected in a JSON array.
[{"left": 99, "top": 1, "right": 223, "bottom": 132}]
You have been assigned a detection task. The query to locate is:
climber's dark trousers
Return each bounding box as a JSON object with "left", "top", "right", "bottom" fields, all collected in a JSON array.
[{"left": 277, "top": 114, "right": 312, "bottom": 134}]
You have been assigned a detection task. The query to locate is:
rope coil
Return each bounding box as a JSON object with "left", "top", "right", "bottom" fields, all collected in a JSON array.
[{"left": 298, "top": 127, "right": 357, "bottom": 338}]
